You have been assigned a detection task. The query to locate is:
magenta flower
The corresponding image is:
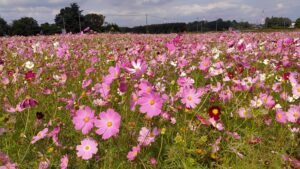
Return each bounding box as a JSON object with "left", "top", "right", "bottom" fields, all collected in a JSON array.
[
  {"left": 286, "top": 105, "right": 300, "bottom": 123},
  {"left": 82, "top": 79, "right": 92, "bottom": 89},
  {"left": 127, "top": 145, "right": 141, "bottom": 161},
  {"left": 60, "top": 155, "right": 68, "bottom": 169},
  {"left": 276, "top": 109, "right": 287, "bottom": 124},
  {"left": 76, "top": 138, "right": 98, "bottom": 160},
  {"left": 95, "top": 109, "right": 121, "bottom": 140},
  {"left": 138, "top": 92, "right": 163, "bottom": 118},
  {"left": 181, "top": 87, "right": 201, "bottom": 109},
  {"left": 72, "top": 106, "right": 96, "bottom": 135},
  {"left": 259, "top": 93, "right": 275, "bottom": 109},
  {"left": 126, "top": 59, "right": 147, "bottom": 78},
  {"left": 198, "top": 57, "right": 211, "bottom": 71},
  {"left": 177, "top": 77, "right": 194, "bottom": 88},
  {"left": 31, "top": 128, "right": 48, "bottom": 144},
  {"left": 130, "top": 92, "right": 139, "bottom": 111},
  {"left": 138, "top": 127, "right": 159, "bottom": 146}
]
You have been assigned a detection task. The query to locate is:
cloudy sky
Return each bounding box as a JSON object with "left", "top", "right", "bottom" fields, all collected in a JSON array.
[{"left": 0, "top": 0, "right": 299, "bottom": 27}]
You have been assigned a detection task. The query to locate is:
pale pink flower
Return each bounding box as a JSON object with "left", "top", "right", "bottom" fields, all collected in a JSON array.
[
  {"left": 95, "top": 109, "right": 121, "bottom": 140},
  {"left": 138, "top": 92, "right": 163, "bottom": 118},
  {"left": 76, "top": 138, "right": 98, "bottom": 160},
  {"left": 31, "top": 128, "right": 48, "bottom": 144},
  {"left": 181, "top": 87, "right": 201, "bottom": 108},
  {"left": 72, "top": 106, "right": 95, "bottom": 135}
]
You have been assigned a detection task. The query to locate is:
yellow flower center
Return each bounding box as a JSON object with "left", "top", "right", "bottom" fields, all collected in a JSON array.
[
  {"left": 212, "top": 109, "right": 219, "bottom": 115},
  {"left": 84, "top": 145, "right": 90, "bottom": 151},
  {"left": 133, "top": 151, "right": 138, "bottom": 157},
  {"left": 114, "top": 72, "right": 118, "bottom": 78},
  {"left": 133, "top": 96, "right": 138, "bottom": 102},
  {"left": 146, "top": 87, "right": 151, "bottom": 93},
  {"left": 37, "top": 132, "right": 42, "bottom": 137},
  {"left": 278, "top": 113, "right": 282, "bottom": 119},
  {"left": 294, "top": 113, "right": 299, "bottom": 118},
  {"left": 149, "top": 99, "right": 155, "bottom": 105},
  {"left": 84, "top": 117, "right": 89, "bottom": 123},
  {"left": 107, "top": 121, "right": 113, "bottom": 127},
  {"left": 187, "top": 96, "right": 192, "bottom": 101},
  {"left": 297, "top": 87, "right": 300, "bottom": 93}
]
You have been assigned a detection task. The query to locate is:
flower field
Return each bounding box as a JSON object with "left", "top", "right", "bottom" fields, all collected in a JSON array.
[{"left": 0, "top": 32, "right": 299, "bottom": 168}]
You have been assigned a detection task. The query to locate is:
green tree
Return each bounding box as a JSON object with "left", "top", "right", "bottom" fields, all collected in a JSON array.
[
  {"left": 265, "top": 17, "right": 292, "bottom": 28},
  {"left": 11, "top": 17, "right": 40, "bottom": 36},
  {"left": 55, "top": 3, "right": 84, "bottom": 33},
  {"left": 0, "top": 16, "right": 9, "bottom": 36},
  {"left": 40, "top": 23, "right": 60, "bottom": 35},
  {"left": 84, "top": 13, "right": 105, "bottom": 32},
  {"left": 295, "top": 18, "right": 300, "bottom": 28}
]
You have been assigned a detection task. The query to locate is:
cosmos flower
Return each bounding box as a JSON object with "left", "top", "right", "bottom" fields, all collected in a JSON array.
[
  {"left": 138, "top": 127, "right": 159, "bottom": 146},
  {"left": 95, "top": 109, "right": 121, "bottom": 140},
  {"left": 24, "top": 71, "right": 35, "bottom": 80},
  {"left": 24, "top": 61, "right": 34, "bottom": 70},
  {"left": 72, "top": 106, "right": 96, "bottom": 135},
  {"left": 181, "top": 87, "right": 201, "bottom": 109},
  {"left": 127, "top": 145, "right": 141, "bottom": 161},
  {"left": 292, "top": 84, "right": 300, "bottom": 99},
  {"left": 276, "top": 109, "right": 287, "bottom": 124},
  {"left": 31, "top": 128, "right": 48, "bottom": 144},
  {"left": 237, "top": 107, "right": 252, "bottom": 119},
  {"left": 76, "top": 138, "right": 98, "bottom": 160},
  {"left": 60, "top": 155, "right": 68, "bottom": 169},
  {"left": 126, "top": 59, "right": 147, "bottom": 78},
  {"left": 198, "top": 57, "right": 211, "bottom": 71},
  {"left": 208, "top": 106, "right": 221, "bottom": 121},
  {"left": 286, "top": 105, "right": 300, "bottom": 123},
  {"left": 138, "top": 92, "right": 163, "bottom": 118}
]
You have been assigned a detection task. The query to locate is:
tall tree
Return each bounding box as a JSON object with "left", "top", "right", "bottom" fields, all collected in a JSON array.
[
  {"left": 55, "top": 3, "right": 84, "bottom": 33},
  {"left": 0, "top": 17, "right": 9, "bottom": 36},
  {"left": 295, "top": 18, "right": 300, "bottom": 28},
  {"left": 40, "top": 22, "right": 60, "bottom": 35},
  {"left": 84, "top": 13, "right": 105, "bottom": 32},
  {"left": 11, "top": 17, "right": 40, "bottom": 36}
]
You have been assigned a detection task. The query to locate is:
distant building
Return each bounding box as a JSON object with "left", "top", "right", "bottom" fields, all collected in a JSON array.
[{"left": 289, "top": 22, "right": 295, "bottom": 28}]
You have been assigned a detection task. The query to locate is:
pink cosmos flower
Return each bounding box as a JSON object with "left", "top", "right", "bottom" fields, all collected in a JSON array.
[
  {"left": 99, "top": 82, "right": 110, "bottom": 99},
  {"left": 276, "top": 109, "right": 287, "bottom": 124},
  {"left": 259, "top": 93, "right": 275, "bottom": 109},
  {"left": 126, "top": 59, "right": 147, "bottom": 78},
  {"left": 286, "top": 105, "right": 300, "bottom": 123},
  {"left": 181, "top": 87, "right": 201, "bottom": 109},
  {"left": 177, "top": 77, "right": 194, "bottom": 88},
  {"left": 76, "top": 138, "right": 98, "bottom": 160},
  {"left": 138, "top": 80, "right": 153, "bottom": 95},
  {"left": 138, "top": 127, "right": 159, "bottom": 146},
  {"left": 198, "top": 57, "right": 211, "bottom": 71},
  {"left": 48, "top": 126, "right": 61, "bottom": 146},
  {"left": 60, "top": 155, "right": 68, "bottom": 169},
  {"left": 127, "top": 145, "right": 141, "bottom": 161},
  {"left": 82, "top": 79, "right": 92, "bottom": 89},
  {"left": 292, "top": 84, "right": 300, "bottom": 99},
  {"left": 104, "top": 65, "right": 120, "bottom": 84},
  {"left": 237, "top": 107, "right": 252, "bottom": 119},
  {"left": 95, "top": 109, "right": 121, "bottom": 140},
  {"left": 31, "top": 128, "right": 48, "bottom": 144},
  {"left": 130, "top": 92, "right": 139, "bottom": 111},
  {"left": 138, "top": 92, "right": 163, "bottom": 118},
  {"left": 72, "top": 106, "right": 96, "bottom": 135}
]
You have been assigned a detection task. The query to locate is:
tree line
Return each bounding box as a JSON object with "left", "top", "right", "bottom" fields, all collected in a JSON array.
[{"left": 1, "top": 3, "right": 300, "bottom": 36}]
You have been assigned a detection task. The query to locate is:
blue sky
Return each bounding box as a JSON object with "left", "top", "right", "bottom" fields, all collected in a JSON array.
[{"left": 0, "top": 0, "right": 299, "bottom": 27}]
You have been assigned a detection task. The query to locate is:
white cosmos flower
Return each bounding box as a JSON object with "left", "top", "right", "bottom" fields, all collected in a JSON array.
[{"left": 24, "top": 61, "right": 34, "bottom": 70}]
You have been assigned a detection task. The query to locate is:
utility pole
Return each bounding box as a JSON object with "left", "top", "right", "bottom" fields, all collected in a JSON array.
[
  {"left": 216, "top": 19, "right": 218, "bottom": 32},
  {"left": 78, "top": 12, "right": 82, "bottom": 32},
  {"left": 196, "top": 17, "right": 199, "bottom": 32},
  {"left": 62, "top": 16, "right": 66, "bottom": 33},
  {"left": 145, "top": 14, "right": 148, "bottom": 33}
]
